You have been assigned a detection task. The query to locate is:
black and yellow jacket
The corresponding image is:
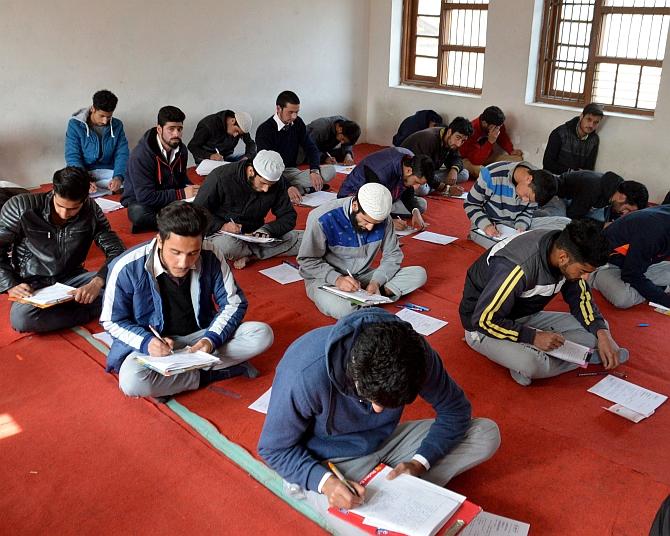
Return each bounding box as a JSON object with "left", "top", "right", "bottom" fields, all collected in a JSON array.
[{"left": 459, "top": 229, "right": 607, "bottom": 343}]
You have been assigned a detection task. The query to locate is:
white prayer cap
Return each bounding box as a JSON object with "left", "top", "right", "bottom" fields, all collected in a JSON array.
[
  {"left": 253, "top": 150, "right": 285, "bottom": 182},
  {"left": 234, "top": 111, "right": 252, "bottom": 133},
  {"left": 357, "top": 183, "right": 392, "bottom": 221}
]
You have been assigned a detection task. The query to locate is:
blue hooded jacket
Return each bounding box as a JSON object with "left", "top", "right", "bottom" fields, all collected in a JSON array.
[
  {"left": 257, "top": 308, "right": 472, "bottom": 492},
  {"left": 65, "top": 108, "right": 129, "bottom": 179}
]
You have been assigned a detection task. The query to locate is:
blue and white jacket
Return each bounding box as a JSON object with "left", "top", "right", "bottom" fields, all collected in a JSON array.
[
  {"left": 100, "top": 238, "right": 247, "bottom": 372},
  {"left": 64, "top": 108, "right": 129, "bottom": 180},
  {"left": 257, "top": 308, "right": 472, "bottom": 492},
  {"left": 464, "top": 161, "right": 537, "bottom": 231}
]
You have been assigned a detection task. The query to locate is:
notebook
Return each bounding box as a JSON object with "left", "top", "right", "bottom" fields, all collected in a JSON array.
[
  {"left": 544, "top": 339, "right": 590, "bottom": 367},
  {"left": 9, "top": 283, "right": 76, "bottom": 308},
  {"left": 134, "top": 350, "right": 221, "bottom": 376},
  {"left": 320, "top": 286, "right": 393, "bottom": 305},
  {"left": 212, "top": 231, "right": 280, "bottom": 244}
]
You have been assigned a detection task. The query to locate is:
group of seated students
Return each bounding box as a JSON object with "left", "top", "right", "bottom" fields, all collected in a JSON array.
[{"left": 0, "top": 86, "right": 669, "bottom": 523}]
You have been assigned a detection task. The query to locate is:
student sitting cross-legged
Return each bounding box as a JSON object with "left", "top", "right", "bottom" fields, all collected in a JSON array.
[
  {"left": 257, "top": 308, "right": 500, "bottom": 532},
  {"left": 193, "top": 150, "right": 302, "bottom": 269},
  {"left": 101, "top": 202, "right": 273, "bottom": 399},
  {"left": 459, "top": 219, "right": 627, "bottom": 386},
  {"left": 298, "top": 183, "right": 427, "bottom": 320}
]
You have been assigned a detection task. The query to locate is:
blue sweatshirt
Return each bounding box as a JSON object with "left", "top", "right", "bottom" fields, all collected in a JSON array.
[
  {"left": 604, "top": 205, "right": 670, "bottom": 307},
  {"left": 337, "top": 147, "right": 413, "bottom": 201},
  {"left": 65, "top": 108, "right": 129, "bottom": 179},
  {"left": 257, "top": 308, "right": 472, "bottom": 492}
]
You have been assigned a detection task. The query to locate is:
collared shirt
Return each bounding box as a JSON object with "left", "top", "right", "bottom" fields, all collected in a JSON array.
[
  {"left": 153, "top": 245, "right": 196, "bottom": 282},
  {"left": 273, "top": 113, "right": 290, "bottom": 132},
  {"left": 156, "top": 133, "right": 180, "bottom": 164},
  {"left": 575, "top": 124, "right": 589, "bottom": 141}
]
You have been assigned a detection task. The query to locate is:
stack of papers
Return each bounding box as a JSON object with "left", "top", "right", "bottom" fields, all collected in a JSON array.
[
  {"left": 588, "top": 375, "right": 667, "bottom": 422},
  {"left": 396, "top": 308, "right": 447, "bottom": 336},
  {"left": 545, "top": 339, "right": 590, "bottom": 367},
  {"left": 412, "top": 231, "right": 458, "bottom": 245},
  {"left": 89, "top": 188, "right": 113, "bottom": 199},
  {"left": 258, "top": 263, "right": 303, "bottom": 284},
  {"left": 461, "top": 511, "right": 530, "bottom": 536},
  {"left": 248, "top": 388, "right": 272, "bottom": 414},
  {"left": 213, "top": 231, "right": 279, "bottom": 243},
  {"left": 135, "top": 350, "right": 221, "bottom": 376},
  {"left": 334, "top": 164, "right": 356, "bottom": 175},
  {"left": 195, "top": 159, "right": 229, "bottom": 175},
  {"left": 300, "top": 191, "right": 337, "bottom": 207},
  {"left": 473, "top": 224, "right": 517, "bottom": 242},
  {"left": 13, "top": 283, "right": 75, "bottom": 308},
  {"left": 350, "top": 465, "right": 465, "bottom": 536},
  {"left": 95, "top": 198, "right": 124, "bottom": 213},
  {"left": 320, "top": 286, "right": 393, "bottom": 305}
]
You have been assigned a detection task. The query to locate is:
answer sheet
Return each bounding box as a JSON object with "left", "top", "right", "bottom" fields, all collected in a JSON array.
[
  {"left": 545, "top": 339, "right": 589, "bottom": 366},
  {"left": 461, "top": 511, "right": 530, "bottom": 536},
  {"left": 248, "top": 388, "right": 272, "bottom": 414},
  {"left": 195, "top": 159, "right": 229, "bottom": 175},
  {"left": 412, "top": 231, "right": 458, "bottom": 245},
  {"left": 334, "top": 164, "right": 356, "bottom": 175},
  {"left": 396, "top": 308, "right": 447, "bottom": 336},
  {"left": 216, "top": 231, "right": 279, "bottom": 243},
  {"left": 258, "top": 263, "right": 303, "bottom": 284},
  {"left": 588, "top": 375, "right": 667, "bottom": 417},
  {"left": 95, "top": 198, "right": 124, "bottom": 213},
  {"left": 300, "top": 191, "right": 337, "bottom": 207}
]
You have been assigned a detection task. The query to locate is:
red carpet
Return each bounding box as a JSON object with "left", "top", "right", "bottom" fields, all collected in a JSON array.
[{"left": 3, "top": 144, "right": 669, "bottom": 534}]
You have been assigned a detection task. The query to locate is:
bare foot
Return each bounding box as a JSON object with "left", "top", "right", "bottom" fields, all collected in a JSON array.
[
  {"left": 411, "top": 208, "right": 425, "bottom": 230},
  {"left": 233, "top": 256, "right": 250, "bottom": 269}
]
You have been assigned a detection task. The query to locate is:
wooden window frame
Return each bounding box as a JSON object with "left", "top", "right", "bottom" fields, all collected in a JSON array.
[
  {"left": 536, "top": 0, "right": 670, "bottom": 116},
  {"left": 401, "top": 1, "right": 488, "bottom": 94}
]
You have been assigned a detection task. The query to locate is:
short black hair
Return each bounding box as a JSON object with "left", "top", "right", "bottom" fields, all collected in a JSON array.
[
  {"left": 52, "top": 167, "right": 91, "bottom": 202},
  {"left": 617, "top": 180, "right": 648, "bottom": 209},
  {"left": 347, "top": 322, "right": 428, "bottom": 408},
  {"left": 276, "top": 90, "right": 300, "bottom": 108},
  {"left": 447, "top": 116, "right": 474, "bottom": 137},
  {"left": 404, "top": 154, "right": 435, "bottom": 184},
  {"left": 554, "top": 219, "right": 610, "bottom": 267},
  {"left": 528, "top": 169, "right": 558, "bottom": 206},
  {"left": 339, "top": 120, "right": 361, "bottom": 144},
  {"left": 662, "top": 190, "right": 670, "bottom": 205},
  {"left": 582, "top": 102, "right": 604, "bottom": 117},
  {"left": 92, "top": 90, "right": 118, "bottom": 113},
  {"left": 157, "top": 106, "right": 185, "bottom": 126},
  {"left": 157, "top": 202, "right": 210, "bottom": 241},
  {"left": 480, "top": 106, "right": 505, "bottom": 126}
]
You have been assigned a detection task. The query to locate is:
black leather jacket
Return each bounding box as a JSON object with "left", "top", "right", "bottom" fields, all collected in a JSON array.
[{"left": 0, "top": 192, "right": 125, "bottom": 293}]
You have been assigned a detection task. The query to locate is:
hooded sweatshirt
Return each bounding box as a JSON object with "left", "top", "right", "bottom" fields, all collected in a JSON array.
[
  {"left": 257, "top": 307, "right": 472, "bottom": 492},
  {"left": 121, "top": 128, "right": 190, "bottom": 208},
  {"left": 64, "top": 108, "right": 129, "bottom": 179}
]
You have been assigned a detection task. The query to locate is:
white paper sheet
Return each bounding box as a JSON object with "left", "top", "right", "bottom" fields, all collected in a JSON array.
[
  {"left": 461, "top": 511, "right": 530, "bottom": 536},
  {"left": 604, "top": 403, "right": 648, "bottom": 423},
  {"left": 22, "top": 283, "right": 76, "bottom": 306},
  {"left": 92, "top": 332, "right": 113, "bottom": 347},
  {"left": 334, "top": 164, "right": 356, "bottom": 175},
  {"left": 248, "top": 388, "right": 272, "bottom": 414},
  {"left": 588, "top": 375, "right": 667, "bottom": 417},
  {"left": 89, "top": 188, "right": 113, "bottom": 199},
  {"left": 258, "top": 263, "right": 303, "bottom": 284},
  {"left": 473, "top": 224, "right": 517, "bottom": 242},
  {"left": 544, "top": 339, "right": 590, "bottom": 366},
  {"left": 300, "top": 191, "right": 338, "bottom": 207},
  {"left": 396, "top": 308, "right": 447, "bottom": 336},
  {"left": 412, "top": 231, "right": 458, "bottom": 245},
  {"left": 650, "top": 302, "right": 670, "bottom": 313},
  {"left": 135, "top": 350, "right": 220, "bottom": 376},
  {"left": 95, "top": 198, "right": 124, "bottom": 213},
  {"left": 195, "top": 159, "right": 229, "bottom": 175},
  {"left": 214, "top": 231, "right": 279, "bottom": 243},
  {"left": 320, "top": 286, "right": 393, "bottom": 305},
  {"left": 395, "top": 227, "right": 419, "bottom": 237},
  {"left": 351, "top": 466, "right": 465, "bottom": 536}
]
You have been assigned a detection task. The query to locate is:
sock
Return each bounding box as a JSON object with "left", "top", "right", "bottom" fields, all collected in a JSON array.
[{"left": 198, "top": 362, "right": 259, "bottom": 388}]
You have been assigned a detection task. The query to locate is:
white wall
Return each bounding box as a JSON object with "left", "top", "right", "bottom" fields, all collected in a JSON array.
[
  {"left": 0, "top": 0, "right": 370, "bottom": 187},
  {"left": 366, "top": 0, "right": 668, "bottom": 203}
]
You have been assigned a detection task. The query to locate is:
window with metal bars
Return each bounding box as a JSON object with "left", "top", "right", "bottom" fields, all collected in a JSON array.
[
  {"left": 537, "top": 0, "right": 670, "bottom": 115},
  {"left": 401, "top": 0, "right": 489, "bottom": 93}
]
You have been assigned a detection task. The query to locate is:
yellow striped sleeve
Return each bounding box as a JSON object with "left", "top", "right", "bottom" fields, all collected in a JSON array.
[
  {"left": 578, "top": 279, "right": 595, "bottom": 325},
  {"left": 478, "top": 265, "right": 525, "bottom": 341}
]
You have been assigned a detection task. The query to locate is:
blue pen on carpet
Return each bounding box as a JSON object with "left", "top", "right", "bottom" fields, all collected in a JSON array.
[
  {"left": 637, "top": 323, "right": 649, "bottom": 327},
  {"left": 404, "top": 302, "right": 430, "bottom": 312}
]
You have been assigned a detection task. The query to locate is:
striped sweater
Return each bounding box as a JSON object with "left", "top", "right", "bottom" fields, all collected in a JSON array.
[
  {"left": 459, "top": 229, "right": 607, "bottom": 343},
  {"left": 463, "top": 161, "right": 537, "bottom": 231}
]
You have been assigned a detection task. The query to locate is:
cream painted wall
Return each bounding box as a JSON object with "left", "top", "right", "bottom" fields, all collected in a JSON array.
[
  {"left": 366, "top": 0, "right": 668, "bottom": 202},
  {"left": 0, "top": 0, "right": 370, "bottom": 187}
]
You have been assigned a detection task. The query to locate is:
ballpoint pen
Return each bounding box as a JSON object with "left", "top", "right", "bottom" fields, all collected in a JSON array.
[
  {"left": 577, "top": 370, "right": 627, "bottom": 379},
  {"left": 327, "top": 461, "right": 359, "bottom": 497},
  {"left": 149, "top": 325, "right": 174, "bottom": 354}
]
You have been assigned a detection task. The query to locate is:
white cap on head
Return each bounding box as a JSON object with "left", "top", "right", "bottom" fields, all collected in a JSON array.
[
  {"left": 253, "top": 150, "right": 285, "bottom": 182},
  {"left": 234, "top": 111, "right": 252, "bottom": 133},
  {"left": 357, "top": 183, "right": 392, "bottom": 221}
]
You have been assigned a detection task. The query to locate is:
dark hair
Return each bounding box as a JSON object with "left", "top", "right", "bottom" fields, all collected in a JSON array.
[
  {"left": 339, "top": 120, "right": 361, "bottom": 144},
  {"left": 447, "top": 116, "right": 474, "bottom": 137},
  {"left": 157, "top": 106, "right": 185, "bottom": 126},
  {"left": 346, "top": 322, "right": 428, "bottom": 408},
  {"left": 528, "top": 169, "right": 558, "bottom": 206},
  {"left": 480, "top": 106, "right": 505, "bottom": 126},
  {"left": 92, "top": 90, "right": 118, "bottom": 113},
  {"left": 404, "top": 154, "right": 435, "bottom": 184},
  {"left": 276, "top": 90, "right": 300, "bottom": 108},
  {"left": 157, "top": 202, "right": 210, "bottom": 241},
  {"left": 554, "top": 219, "right": 610, "bottom": 267},
  {"left": 617, "top": 180, "right": 648, "bottom": 209},
  {"left": 662, "top": 190, "right": 670, "bottom": 205},
  {"left": 52, "top": 166, "right": 91, "bottom": 202},
  {"left": 582, "top": 102, "right": 604, "bottom": 117}
]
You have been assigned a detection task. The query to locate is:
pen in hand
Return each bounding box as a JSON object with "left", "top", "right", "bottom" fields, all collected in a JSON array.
[
  {"left": 327, "top": 461, "right": 359, "bottom": 497},
  {"left": 346, "top": 269, "right": 360, "bottom": 290},
  {"left": 149, "top": 325, "right": 174, "bottom": 355}
]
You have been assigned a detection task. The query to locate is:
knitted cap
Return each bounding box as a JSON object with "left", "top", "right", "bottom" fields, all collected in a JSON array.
[
  {"left": 235, "top": 111, "right": 252, "bottom": 133},
  {"left": 253, "top": 150, "right": 285, "bottom": 182},
  {"left": 357, "top": 183, "right": 392, "bottom": 221}
]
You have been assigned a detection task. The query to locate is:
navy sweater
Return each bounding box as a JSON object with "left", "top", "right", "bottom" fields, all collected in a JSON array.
[{"left": 255, "top": 116, "right": 320, "bottom": 169}]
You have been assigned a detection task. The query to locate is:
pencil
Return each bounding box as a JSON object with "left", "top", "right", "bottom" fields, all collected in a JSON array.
[{"left": 327, "top": 461, "right": 359, "bottom": 497}]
